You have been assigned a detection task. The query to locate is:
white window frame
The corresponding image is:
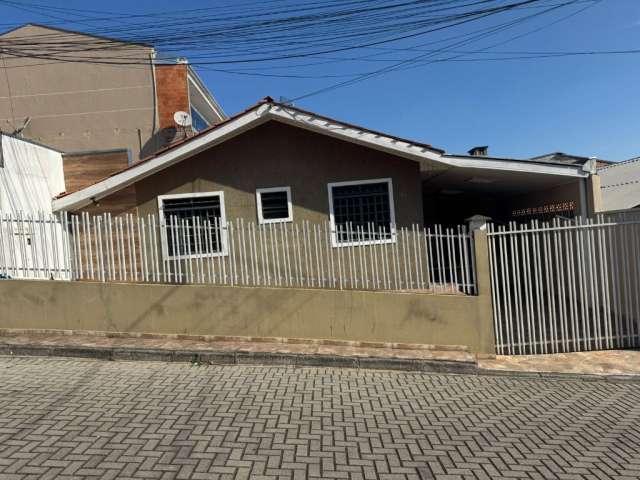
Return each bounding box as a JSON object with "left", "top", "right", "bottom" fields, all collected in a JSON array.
[
  {"left": 327, "top": 177, "right": 397, "bottom": 248},
  {"left": 157, "top": 191, "right": 228, "bottom": 261},
  {"left": 256, "top": 186, "right": 293, "bottom": 224}
]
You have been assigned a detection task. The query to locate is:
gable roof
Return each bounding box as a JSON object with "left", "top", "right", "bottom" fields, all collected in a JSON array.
[{"left": 52, "top": 97, "right": 591, "bottom": 212}]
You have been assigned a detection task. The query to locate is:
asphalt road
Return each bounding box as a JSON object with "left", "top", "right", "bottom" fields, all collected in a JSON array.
[{"left": 0, "top": 357, "right": 639, "bottom": 479}]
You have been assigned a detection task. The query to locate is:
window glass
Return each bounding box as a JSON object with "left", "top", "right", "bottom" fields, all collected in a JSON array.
[
  {"left": 161, "top": 194, "right": 223, "bottom": 256},
  {"left": 190, "top": 107, "right": 209, "bottom": 133},
  {"left": 330, "top": 180, "right": 394, "bottom": 243},
  {"left": 257, "top": 187, "right": 292, "bottom": 223}
]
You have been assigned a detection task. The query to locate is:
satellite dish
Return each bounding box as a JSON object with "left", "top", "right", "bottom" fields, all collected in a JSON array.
[{"left": 173, "top": 111, "right": 192, "bottom": 127}]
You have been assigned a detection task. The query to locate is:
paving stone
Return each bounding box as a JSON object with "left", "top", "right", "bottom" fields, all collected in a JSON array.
[{"left": 0, "top": 357, "right": 638, "bottom": 479}]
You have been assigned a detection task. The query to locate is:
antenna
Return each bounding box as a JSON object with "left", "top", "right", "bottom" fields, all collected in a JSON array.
[{"left": 173, "top": 111, "right": 192, "bottom": 128}]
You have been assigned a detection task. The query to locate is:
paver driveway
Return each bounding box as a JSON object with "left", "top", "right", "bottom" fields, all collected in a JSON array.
[{"left": 0, "top": 357, "right": 639, "bottom": 480}]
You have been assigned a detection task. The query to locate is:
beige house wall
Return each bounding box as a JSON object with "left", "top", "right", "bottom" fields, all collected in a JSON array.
[
  {"left": 126, "top": 120, "right": 424, "bottom": 226},
  {"left": 0, "top": 25, "right": 156, "bottom": 160},
  {"left": 0, "top": 232, "right": 495, "bottom": 353}
]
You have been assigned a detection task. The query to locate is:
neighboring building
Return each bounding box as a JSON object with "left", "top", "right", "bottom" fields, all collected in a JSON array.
[
  {"left": 0, "top": 24, "right": 225, "bottom": 161},
  {"left": 598, "top": 157, "right": 640, "bottom": 211},
  {"left": 0, "top": 133, "right": 67, "bottom": 277},
  {"left": 52, "top": 98, "right": 601, "bottom": 260},
  {"left": 0, "top": 133, "right": 64, "bottom": 213}
]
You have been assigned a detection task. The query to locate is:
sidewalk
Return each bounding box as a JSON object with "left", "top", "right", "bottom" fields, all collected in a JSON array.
[
  {"left": 479, "top": 350, "right": 640, "bottom": 378},
  {"left": 0, "top": 329, "right": 638, "bottom": 380}
]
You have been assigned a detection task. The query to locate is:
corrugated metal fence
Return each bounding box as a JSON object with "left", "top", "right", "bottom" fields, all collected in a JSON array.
[
  {"left": 488, "top": 214, "right": 640, "bottom": 355},
  {"left": 0, "top": 211, "right": 477, "bottom": 295}
]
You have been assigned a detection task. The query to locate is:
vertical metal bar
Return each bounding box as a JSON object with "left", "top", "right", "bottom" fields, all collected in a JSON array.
[
  {"left": 39, "top": 213, "right": 48, "bottom": 278},
  {"left": 317, "top": 224, "right": 325, "bottom": 288},
  {"left": 0, "top": 215, "right": 7, "bottom": 278},
  {"left": 498, "top": 224, "right": 514, "bottom": 355},
  {"left": 357, "top": 226, "right": 366, "bottom": 289},
  {"left": 204, "top": 219, "right": 214, "bottom": 284},
  {"left": 391, "top": 224, "right": 400, "bottom": 290},
  {"left": 26, "top": 213, "right": 37, "bottom": 278},
  {"left": 127, "top": 214, "right": 136, "bottom": 282},
  {"left": 251, "top": 222, "right": 259, "bottom": 285},
  {"left": 51, "top": 213, "right": 62, "bottom": 279},
  {"left": 347, "top": 224, "right": 356, "bottom": 289},
  {"left": 296, "top": 223, "right": 305, "bottom": 287},
  {"left": 325, "top": 221, "right": 334, "bottom": 289},
  {"left": 521, "top": 222, "right": 536, "bottom": 354},
  {"left": 370, "top": 224, "right": 379, "bottom": 289},
  {"left": 138, "top": 216, "right": 147, "bottom": 282},
  {"left": 73, "top": 215, "right": 83, "bottom": 280},
  {"left": 335, "top": 224, "right": 343, "bottom": 290},
  {"left": 585, "top": 218, "right": 601, "bottom": 350},
  {"left": 270, "top": 222, "right": 279, "bottom": 286},
  {"left": 596, "top": 216, "right": 612, "bottom": 349},
  {"left": 227, "top": 220, "right": 236, "bottom": 286},
  {"left": 173, "top": 216, "right": 181, "bottom": 283},
  {"left": 216, "top": 217, "right": 225, "bottom": 284},
  {"left": 552, "top": 218, "right": 568, "bottom": 352}
]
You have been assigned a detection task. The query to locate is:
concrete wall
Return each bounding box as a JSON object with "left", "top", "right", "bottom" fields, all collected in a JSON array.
[
  {"left": 128, "top": 120, "right": 424, "bottom": 227},
  {"left": 0, "top": 232, "right": 494, "bottom": 353},
  {"left": 0, "top": 25, "right": 156, "bottom": 160}
]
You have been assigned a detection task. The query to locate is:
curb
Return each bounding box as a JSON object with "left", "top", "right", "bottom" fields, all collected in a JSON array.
[
  {"left": 0, "top": 343, "right": 478, "bottom": 375},
  {"left": 0, "top": 343, "right": 637, "bottom": 382}
]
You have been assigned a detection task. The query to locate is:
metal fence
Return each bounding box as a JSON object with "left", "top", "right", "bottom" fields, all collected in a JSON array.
[
  {"left": 488, "top": 215, "right": 640, "bottom": 355},
  {"left": 0, "top": 211, "right": 477, "bottom": 295}
]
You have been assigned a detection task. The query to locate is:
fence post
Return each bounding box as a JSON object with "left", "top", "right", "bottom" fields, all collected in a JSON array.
[{"left": 471, "top": 228, "right": 496, "bottom": 355}]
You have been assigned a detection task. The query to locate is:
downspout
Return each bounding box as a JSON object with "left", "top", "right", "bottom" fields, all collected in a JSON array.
[{"left": 149, "top": 49, "right": 159, "bottom": 156}]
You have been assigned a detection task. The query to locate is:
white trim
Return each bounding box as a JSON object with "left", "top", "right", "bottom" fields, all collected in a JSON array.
[
  {"left": 441, "top": 154, "right": 589, "bottom": 178},
  {"left": 157, "top": 191, "right": 228, "bottom": 261},
  {"left": 256, "top": 186, "right": 293, "bottom": 224},
  {"left": 52, "top": 102, "right": 590, "bottom": 213},
  {"left": 327, "top": 178, "right": 397, "bottom": 248}
]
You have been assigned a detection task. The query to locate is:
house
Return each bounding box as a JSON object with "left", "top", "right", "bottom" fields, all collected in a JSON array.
[
  {"left": 598, "top": 157, "right": 640, "bottom": 212},
  {"left": 51, "top": 97, "right": 601, "bottom": 258},
  {"left": 0, "top": 24, "right": 225, "bottom": 161}
]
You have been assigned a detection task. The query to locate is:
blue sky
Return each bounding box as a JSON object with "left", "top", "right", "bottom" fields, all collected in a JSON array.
[{"left": 1, "top": 0, "right": 639, "bottom": 160}]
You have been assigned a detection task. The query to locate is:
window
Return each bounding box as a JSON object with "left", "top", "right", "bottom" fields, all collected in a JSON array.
[
  {"left": 328, "top": 178, "right": 396, "bottom": 246},
  {"left": 157, "top": 192, "right": 227, "bottom": 259},
  {"left": 256, "top": 187, "right": 293, "bottom": 224},
  {"left": 190, "top": 107, "right": 209, "bottom": 133}
]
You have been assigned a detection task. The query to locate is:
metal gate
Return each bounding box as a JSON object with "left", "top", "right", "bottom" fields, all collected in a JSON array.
[{"left": 487, "top": 213, "right": 640, "bottom": 355}]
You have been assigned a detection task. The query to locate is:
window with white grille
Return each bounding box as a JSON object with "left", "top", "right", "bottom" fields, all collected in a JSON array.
[
  {"left": 256, "top": 187, "right": 292, "bottom": 224},
  {"left": 328, "top": 178, "right": 396, "bottom": 246},
  {"left": 158, "top": 192, "right": 227, "bottom": 259}
]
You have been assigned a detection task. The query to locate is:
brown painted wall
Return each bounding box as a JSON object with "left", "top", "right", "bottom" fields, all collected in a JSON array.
[
  {"left": 129, "top": 120, "right": 424, "bottom": 227},
  {"left": 0, "top": 232, "right": 495, "bottom": 353},
  {"left": 0, "top": 25, "right": 156, "bottom": 160},
  {"left": 63, "top": 150, "right": 130, "bottom": 193},
  {"left": 63, "top": 149, "right": 137, "bottom": 215}
]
